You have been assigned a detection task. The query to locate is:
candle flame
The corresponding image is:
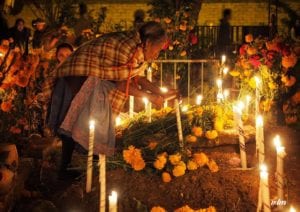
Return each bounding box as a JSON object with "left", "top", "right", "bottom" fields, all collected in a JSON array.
[
  {"left": 216, "top": 78, "right": 223, "bottom": 88},
  {"left": 237, "top": 101, "right": 245, "bottom": 110},
  {"left": 160, "top": 87, "right": 168, "bottom": 93},
  {"left": 89, "top": 120, "right": 95, "bottom": 129},
  {"left": 223, "top": 67, "right": 229, "bottom": 75},
  {"left": 256, "top": 115, "right": 263, "bottom": 127},
  {"left": 273, "top": 135, "right": 281, "bottom": 148},
  {"left": 221, "top": 55, "right": 226, "bottom": 64},
  {"left": 289, "top": 206, "right": 296, "bottom": 212},
  {"left": 196, "top": 95, "right": 203, "bottom": 105},
  {"left": 115, "top": 116, "right": 122, "bottom": 127},
  {"left": 223, "top": 89, "right": 229, "bottom": 99},
  {"left": 260, "top": 163, "right": 267, "bottom": 172},
  {"left": 142, "top": 97, "right": 149, "bottom": 105},
  {"left": 181, "top": 105, "right": 189, "bottom": 112}
]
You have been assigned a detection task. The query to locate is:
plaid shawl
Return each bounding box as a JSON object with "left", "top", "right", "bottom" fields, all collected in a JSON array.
[{"left": 42, "top": 30, "right": 147, "bottom": 114}]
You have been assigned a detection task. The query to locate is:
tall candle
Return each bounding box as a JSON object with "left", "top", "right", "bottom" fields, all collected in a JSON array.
[
  {"left": 273, "top": 135, "right": 286, "bottom": 201},
  {"left": 256, "top": 115, "right": 264, "bottom": 164},
  {"left": 233, "top": 104, "right": 247, "bottom": 169},
  {"left": 99, "top": 154, "right": 106, "bottom": 212},
  {"left": 221, "top": 55, "right": 226, "bottom": 65},
  {"left": 245, "top": 95, "right": 251, "bottom": 115},
  {"left": 196, "top": 95, "right": 203, "bottom": 105},
  {"left": 260, "top": 164, "right": 271, "bottom": 212},
  {"left": 109, "top": 191, "right": 118, "bottom": 212},
  {"left": 175, "top": 99, "right": 184, "bottom": 148},
  {"left": 86, "top": 120, "right": 95, "bottom": 193},
  {"left": 223, "top": 89, "right": 229, "bottom": 100},
  {"left": 143, "top": 97, "right": 151, "bottom": 122},
  {"left": 160, "top": 87, "right": 168, "bottom": 108}
]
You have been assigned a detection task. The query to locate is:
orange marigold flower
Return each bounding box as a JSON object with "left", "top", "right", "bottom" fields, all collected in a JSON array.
[
  {"left": 161, "top": 172, "right": 171, "bottom": 183},
  {"left": 151, "top": 206, "right": 167, "bottom": 212},
  {"left": 1, "top": 100, "right": 12, "bottom": 112},
  {"left": 123, "top": 145, "right": 142, "bottom": 164},
  {"left": 193, "top": 152, "right": 209, "bottom": 167},
  {"left": 131, "top": 158, "right": 146, "bottom": 171},
  {"left": 207, "top": 160, "right": 219, "bottom": 173},
  {"left": 282, "top": 53, "right": 297, "bottom": 69},
  {"left": 245, "top": 34, "right": 253, "bottom": 43},
  {"left": 154, "top": 153, "right": 167, "bottom": 170}
]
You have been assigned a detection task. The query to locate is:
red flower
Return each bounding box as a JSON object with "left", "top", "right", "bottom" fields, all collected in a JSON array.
[
  {"left": 239, "top": 44, "right": 248, "bottom": 56},
  {"left": 249, "top": 55, "right": 261, "bottom": 68},
  {"left": 189, "top": 33, "right": 198, "bottom": 45}
]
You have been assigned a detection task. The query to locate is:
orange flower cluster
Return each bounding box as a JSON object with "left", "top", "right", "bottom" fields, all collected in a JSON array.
[{"left": 123, "top": 145, "right": 145, "bottom": 171}]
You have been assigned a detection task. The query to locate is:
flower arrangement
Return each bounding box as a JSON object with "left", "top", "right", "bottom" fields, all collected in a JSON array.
[
  {"left": 230, "top": 34, "right": 300, "bottom": 125},
  {"left": 150, "top": 205, "right": 217, "bottom": 212}
]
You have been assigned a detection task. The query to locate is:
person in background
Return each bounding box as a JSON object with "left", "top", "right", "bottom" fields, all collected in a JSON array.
[
  {"left": 47, "top": 21, "right": 176, "bottom": 180},
  {"left": 269, "top": 14, "right": 278, "bottom": 40},
  {"left": 290, "top": 19, "right": 300, "bottom": 43},
  {"left": 32, "top": 18, "right": 48, "bottom": 49},
  {"left": 8, "top": 18, "right": 31, "bottom": 55},
  {"left": 74, "top": 3, "right": 94, "bottom": 46},
  {"left": 0, "top": 12, "right": 8, "bottom": 41},
  {"left": 217, "top": 9, "right": 232, "bottom": 56},
  {"left": 133, "top": 9, "right": 145, "bottom": 30}
]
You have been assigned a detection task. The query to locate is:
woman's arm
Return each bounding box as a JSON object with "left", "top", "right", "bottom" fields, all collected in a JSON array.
[{"left": 116, "top": 80, "right": 164, "bottom": 107}]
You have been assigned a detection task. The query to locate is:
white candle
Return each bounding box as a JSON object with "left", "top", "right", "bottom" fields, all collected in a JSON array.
[
  {"left": 260, "top": 164, "right": 271, "bottom": 212},
  {"left": 216, "top": 78, "right": 223, "bottom": 103},
  {"left": 99, "top": 154, "right": 106, "bottom": 212},
  {"left": 221, "top": 55, "right": 226, "bottom": 65},
  {"left": 233, "top": 103, "right": 247, "bottom": 169},
  {"left": 175, "top": 99, "right": 184, "bottom": 148},
  {"left": 86, "top": 120, "right": 95, "bottom": 193},
  {"left": 109, "top": 191, "right": 118, "bottom": 212},
  {"left": 196, "top": 95, "right": 203, "bottom": 105},
  {"left": 129, "top": 96, "right": 134, "bottom": 118},
  {"left": 256, "top": 115, "right": 264, "bottom": 164},
  {"left": 143, "top": 97, "right": 151, "bottom": 122},
  {"left": 273, "top": 135, "right": 286, "bottom": 201},
  {"left": 223, "top": 89, "right": 229, "bottom": 100},
  {"left": 160, "top": 87, "right": 168, "bottom": 108},
  {"left": 255, "top": 77, "right": 261, "bottom": 117}
]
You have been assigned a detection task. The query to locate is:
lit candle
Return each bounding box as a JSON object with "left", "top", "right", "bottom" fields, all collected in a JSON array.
[
  {"left": 115, "top": 116, "right": 122, "bottom": 127},
  {"left": 259, "top": 164, "right": 271, "bottom": 212},
  {"left": 143, "top": 97, "right": 151, "bottom": 122},
  {"left": 129, "top": 96, "right": 134, "bottom": 118},
  {"left": 233, "top": 103, "right": 247, "bottom": 169},
  {"left": 223, "top": 66, "right": 229, "bottom": 75},
  {"left": 109, "top": 191, "right": 118, "bottom": 212},
  {"left": 255, "top": 76, "right": 261, "bottom": 117},
  {"left": 256, "top": 115, "right": 264, "bottom": 164},
  {"left": 175, "top": 99, "right": 184, "bottom": 148},
  {"left": 273, "top": 135, "right": 286, "bottom": 201},
  {"left": 216, "top": 78, "right": 223, "bottom": 103},
  {"left": 223, "top": 89, "right": 229, "bottom": 100},
  {"left": 290, "top": 206, "right": 296, "bottom": 212},
  {"left": 160, "top": 87, "right": 168, "bottom": 108},
  {"left": 99, "top": 154, "right": 106, "bottom": 212},
  {"left": 196, "top": 95, "right": 203, "bottom": 105},
  {"left": 221, "top": 55, "right": 226, "bottom": 65},
  {"left": 86, "top": 120, "right": 95, "bottom": 193},
  {"left": 216, "top": 78, "right": 223, "bottom": 89}
]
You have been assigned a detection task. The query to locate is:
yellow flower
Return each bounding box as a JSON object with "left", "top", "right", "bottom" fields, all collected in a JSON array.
[
  {"left": 207, "top": 160, "right": 219, "bottom": 173},
  {"left": 205, "top": 130, "right": 218, "bottom": 140},
  {"left": 206, "top": 206, "right": 217, "bottom": 212},
  {"left": 169, "top": 153, "right": 181, "bottom": 165},
  {"left": 192, "top": 126, "right": 203, "bottom": 137},
  {"left": 248, "top": 77, "right": 257, "bottom": 89},
  {"left": 162, "top": 172, "right": 171, "bottom": 183},
  {"left": 172, "top": 161, "right": 186, "bottom": 177},
  {"left": 151, "top": 206, "right": 167, "bottom": 212},
  {"left": 193, "top": 153, "right": 209, "bottom": 167},
  {"left": 268, "top": 82, "right": 277, "bottom": 90},
  {"left": 123, "top": 145, "right": 142, "bottom": 164},
  {"left": 214, "top": 119, "right": 224, "bottom": 132},
  {"left": 187, "top": 160, "right": 198, "bottom": 171},
  {"left": 243, "top": 69, "right": 252, "bottom": 77},
  {"left": 154, "top": 153, "right": 167, "bottom": 170},
  {"left": 131, "top": 158, "right": 146, "bottom": 171},
  {"left": 186, "top": 135, "right": 197, "bottom": 143},
  {"left": 229, "top": 70, "right": 240, "bottom": 77},
  {"left": 174, "top": 205, "right": 194, "bottom": 212}
]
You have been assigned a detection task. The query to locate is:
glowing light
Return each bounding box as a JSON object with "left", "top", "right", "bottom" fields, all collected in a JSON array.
[
  {"left": 0, "top": 52, "right": 4, "bottom": 58},
  {"left": 256, "top": 115, "right": 263, "bottom": 127},
  {"left": 181, "top": 105, "right": 189, "bottom": 112},
  {"left": 223, "top": 66, "right": 229, "bottom": 75},
  {"left": 246, "top": 95, "right": 251, "bottom": 104},
  {"left": 223, "top": 89, "right": 229, "bottom": 99},
  {"left": 89, "top": 120, "right": 95, "bottom": 130},
  {"left": 142, "top": 97, "right": 149, "bottom": 105},
  {"left": 289, "top": 206, "right": 296, "bottom": 212},
  {"left": 196, "top": 95, "right": 203, "bottom": 105},
  {"left": 216, "top": 78, "right": 223, "bottom": 88},
  {"left": 238, "top": 101, "right": 245, "bottom": 110},
  {"left": 115, "top": 116, "right": 122, "bottom": 127},
  {"left": 273, "top": 135, "right": 281, "bottom": 148},
  {"left": 221, "top": 55, "right": 226, "bottom": 64},
  {"left": 260, "top": 163, "right": 268, "bottom": 179},
  {"left": 160, "top": 87, "right": 168, "bottom": 93},
  {"left": 255, "top": 76, "right": 261, "bottom": 86},
  {"left": 217, "top": 92, "right": 224, "bottom": 103}
]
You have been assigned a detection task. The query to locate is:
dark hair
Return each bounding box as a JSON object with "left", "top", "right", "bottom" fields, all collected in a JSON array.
[
  {"left": 56, "top": 43, "right": 74, "bottom": 56},
  {"left": 15, "top": 18, "right": 24, "bottom": 26},
  {"left": 79, "top": 3, "right": 88, "bottom": 16},
  {"left": 223, "top": 9, "right": 232, "bottom": 18},
  {"left": 139, "top": 21, "right": 167, "bottom": 44}
]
